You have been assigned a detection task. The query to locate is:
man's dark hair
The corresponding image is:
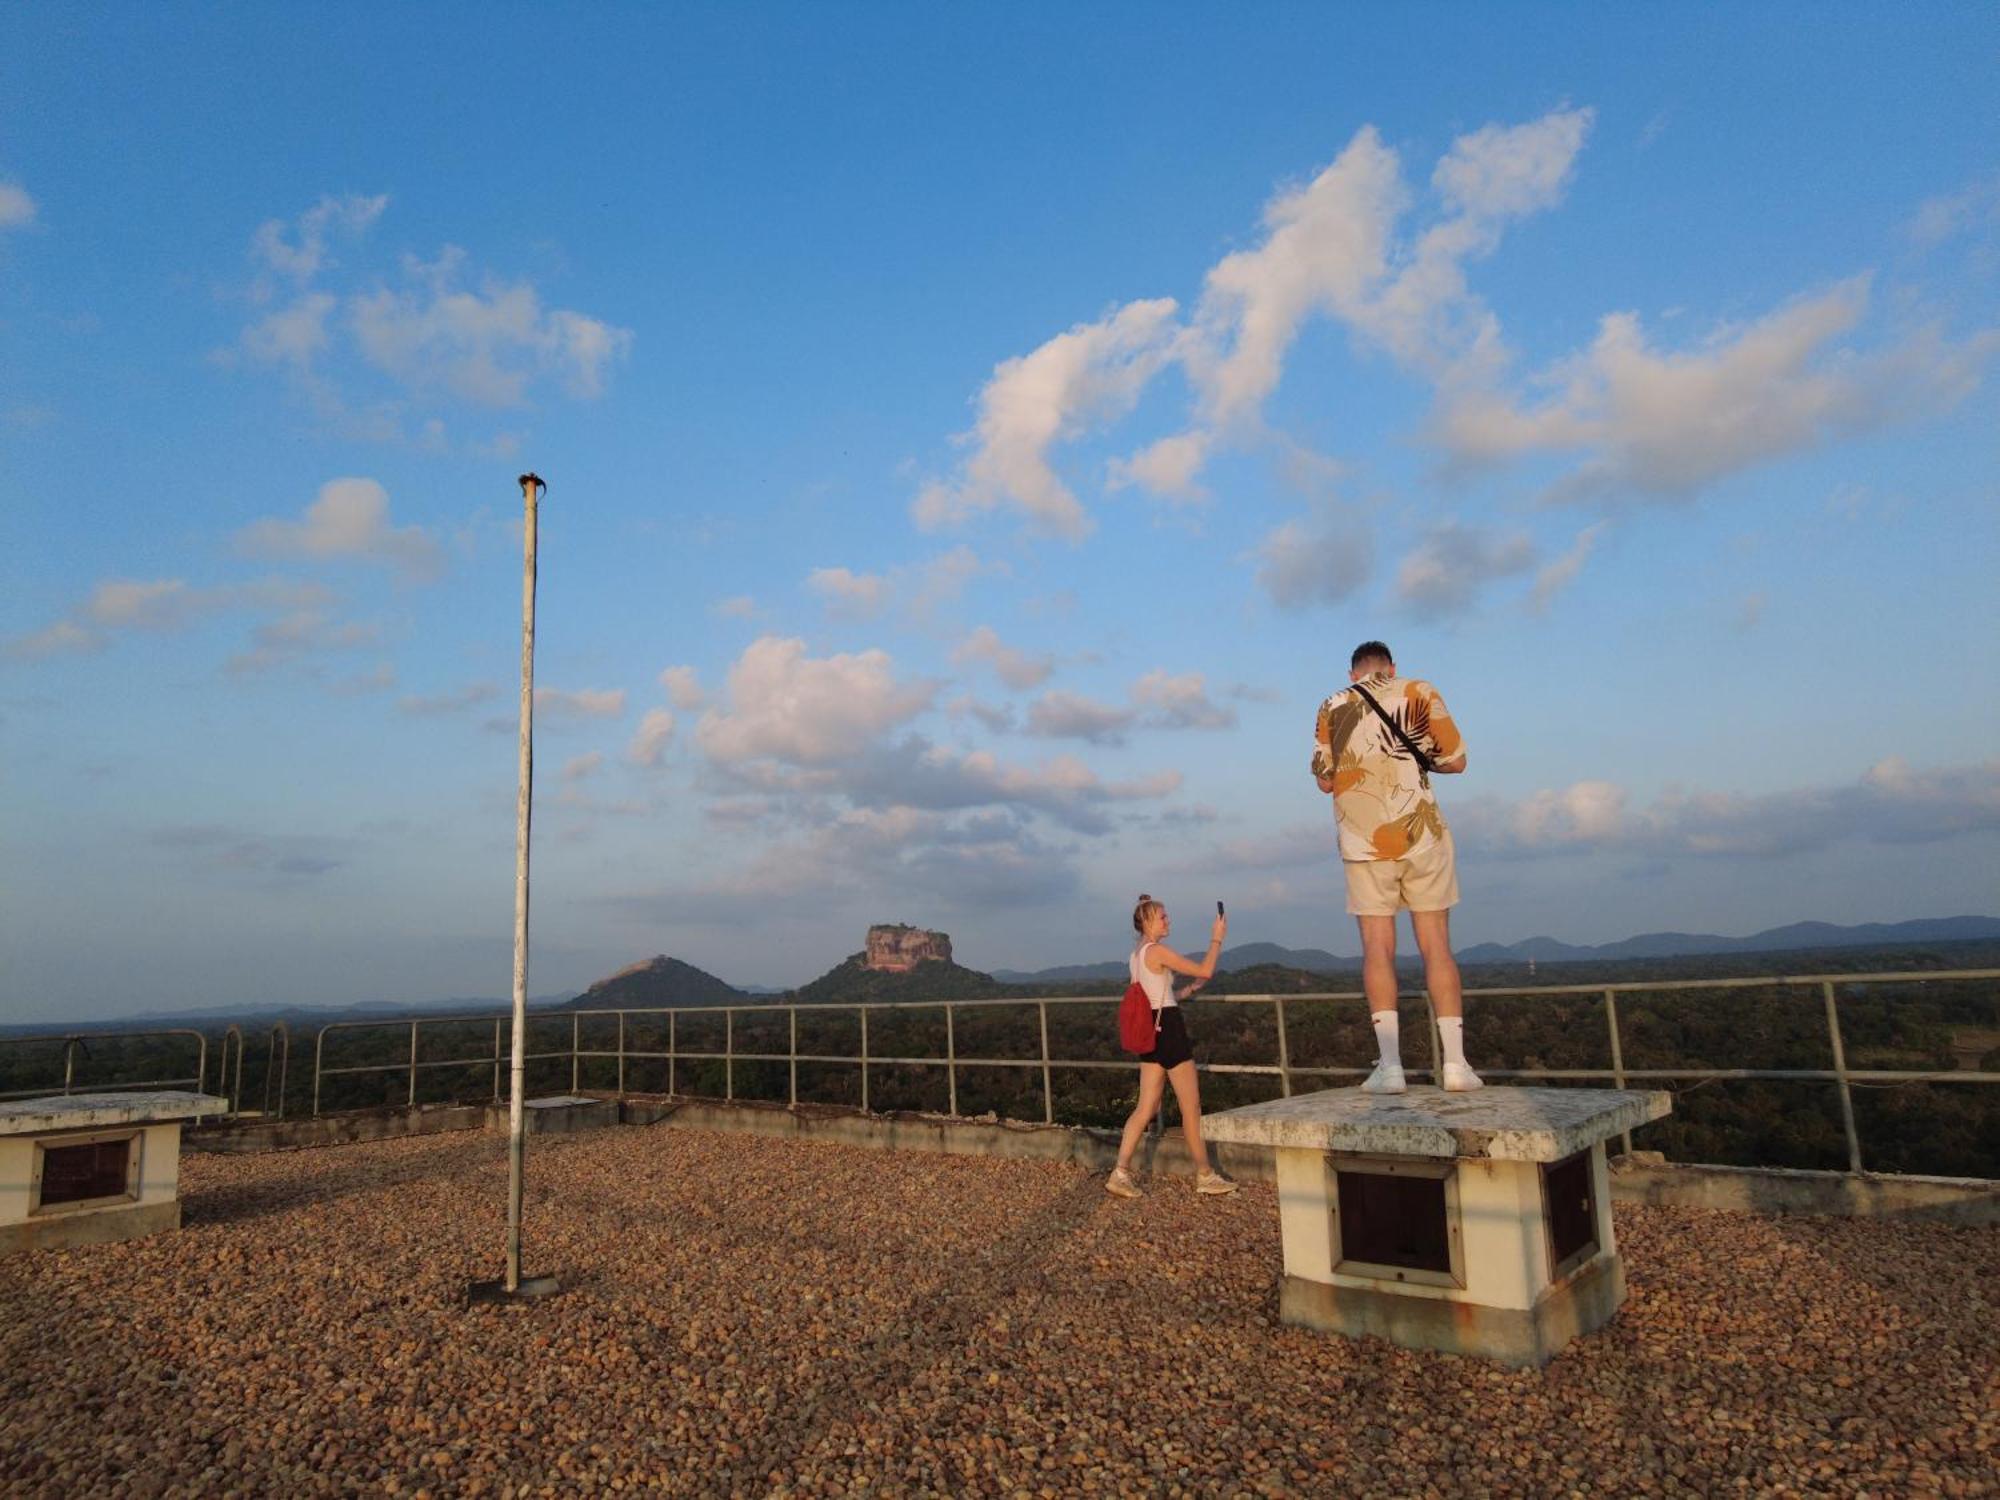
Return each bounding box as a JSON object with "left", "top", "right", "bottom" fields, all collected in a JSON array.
[{"left": 1350, "top": 640, "right": 1393, "bottom": 670}]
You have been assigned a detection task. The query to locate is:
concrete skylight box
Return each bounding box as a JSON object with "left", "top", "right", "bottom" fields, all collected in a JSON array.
[
  {"left": 0, "top": 1091, "right": 227, "bottom": 1255},
  {"left": 1204, "top": 1085, "right": 1672, "bottom": 1366}
]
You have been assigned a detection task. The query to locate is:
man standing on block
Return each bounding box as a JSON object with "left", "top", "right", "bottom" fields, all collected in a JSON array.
[{"left": 1311, "top": 640, "right": 1482, "bottom": 1093}]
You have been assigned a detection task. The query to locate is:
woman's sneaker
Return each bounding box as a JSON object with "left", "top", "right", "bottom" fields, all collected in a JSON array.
[
  {"left": 1196, "top": 1170, "right": 1239, "bottom": 1196},
  {"left": 1360, "top": 1061, "right": 1407, "bottom": 1094},
  {"left": 1442, "top": 1062, "right": 1485, "bottom": 1092},
  {"left": 1105, "top": 1167, "right": 1143, "bottom": 1199}
]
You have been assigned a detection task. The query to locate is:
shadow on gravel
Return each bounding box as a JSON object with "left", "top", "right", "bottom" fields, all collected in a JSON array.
[{"left": 182, "top": 1138, "right": 501, "bottom": 1227}]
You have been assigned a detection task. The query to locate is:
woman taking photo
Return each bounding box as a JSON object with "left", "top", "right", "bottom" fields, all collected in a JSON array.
[{"left": 1106, "top": 894, "right": 1239, "bottom": 1199}]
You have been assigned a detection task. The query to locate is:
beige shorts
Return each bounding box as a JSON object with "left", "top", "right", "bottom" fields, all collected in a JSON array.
[{"left": 1344, "top": 831, "right": 1459, "bottom": 916}]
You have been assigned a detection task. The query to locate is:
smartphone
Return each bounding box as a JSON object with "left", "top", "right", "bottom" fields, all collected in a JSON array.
[{"left": 1217, "top": 900, "right": 1226, "bottom": 916}]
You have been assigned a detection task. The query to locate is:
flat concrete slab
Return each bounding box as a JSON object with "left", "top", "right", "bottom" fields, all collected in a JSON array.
[
  {"left": 1202, "top": 1084, "right": 1670, "bottom": 1162},
  {"left": 0, "top": 1092, "right": 229, "bottom": 1136}
]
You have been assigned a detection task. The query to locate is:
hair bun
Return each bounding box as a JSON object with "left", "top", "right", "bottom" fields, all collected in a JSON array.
[{"left": 1136, "top": 892, "right": 1152, "bottom": 903}]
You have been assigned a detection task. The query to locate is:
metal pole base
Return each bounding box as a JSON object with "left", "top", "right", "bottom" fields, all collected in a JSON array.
[{"left": 466, "top": 1274, "right": 562, "bottom": 1304}]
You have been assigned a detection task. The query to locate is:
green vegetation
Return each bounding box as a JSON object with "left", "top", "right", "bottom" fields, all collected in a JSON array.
[{"left": 2, "top": 942, "right": 1993, "bottom": 1178}]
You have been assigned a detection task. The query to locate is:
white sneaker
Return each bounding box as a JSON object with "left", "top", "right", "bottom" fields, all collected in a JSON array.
[
  {"left": 1195, "top": 1170, "right": 1239, "bottom": 1196},
  {"left": 1442, "top": 1062, "right": 1484, "bottom": 1092},
  {"left": 1105, "top": 1167, "right": 1143, "bottom": 1199},
  {"left": 1360, "top": 1062, "right": 1406, "bottom": 1094}
]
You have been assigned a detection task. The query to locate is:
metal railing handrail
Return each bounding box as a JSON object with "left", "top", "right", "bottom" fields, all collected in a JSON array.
[
  {"left": 0, "top": 1027, "right": 211, "bottom": 1104},
  {"left": 290, "top": 968, "right": 2000, "bottom": 1177}
]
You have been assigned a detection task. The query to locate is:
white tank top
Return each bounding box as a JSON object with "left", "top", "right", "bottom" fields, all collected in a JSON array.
[{"left": 1129, "top": 941, "right": 1177, "bottom": 1010}]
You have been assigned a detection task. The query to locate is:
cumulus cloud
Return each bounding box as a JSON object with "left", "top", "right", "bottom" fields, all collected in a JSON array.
[
  {"left": 398, "top": 680, "right": 499, "bottom": 716},
  {"left": 562, "top": 751, "right": 605, "bottom": 782},
  {"left": 225, "top": 610, "right": 380, "bottom": 674},
  {"left": 1455, "top": 758, "right": 2000, "bottom": 861},
  {"left": 1251, "top": 511, "right": 1373, "bottom": 611},
  {"left": 1107, "top": 431, "right": 1211, "bottom": 504},
  {"left": 536, "top": 686, "right": 627, "bottom": 721},
  {"left": 228, "top": 196, "right": 632, "bottom": 441},
  {"left": 913, "top": 298, "right": 1180, "bottom": 539},
  {"left": 1437, "top": 278, "right": 2000, "bottom": 502},
  {"left": 629, "top": 709, "right": 676, "bottom": 767},
  {"left": 695, "top": 636, "right": 937, "bottom": 766},
  {"left": 0, "top": 180, "right": 39, "bottom": 231},
  {"left": 836, "top": 739, "right": 1181, "bottom": 836},
  {"left": 6, "top": 576, "right": 338, "bottom": 662},
  {"left": 1906, "top": 172, "right": 2000, "bottom": 248},
  {"left": 658, "top": 665, "right": 704, "bottom": 709},
  {"left": 1528, "top": 522, "right": 1607, "bottom": 613},
  {"left": 3, "top": 620, "right": 101, "bottom": 661},
  {"left": 952, "top": 625, "right": 1054, "bottom": 691},
  {"left": 1024, "top": 690, "right": 1136, "bottom": 745},
  {"left": 1131, "top": 670, "right": 1236, "bottom": 731},
  {"left": 1024, "top": 672, "right": 1237, "bottom": 743},
  {"left": 806, "top": 566, "right": 889, "bottom": 620},
  {"left": 235, "top": 477, "right": 443, "bottom": 578},
  {"left": 1394, "top": 521, "right": 1536, "bottom": 615}
]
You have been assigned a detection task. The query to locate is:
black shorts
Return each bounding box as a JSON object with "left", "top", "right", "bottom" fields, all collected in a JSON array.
[{"left": 1141, "top": 1006, "right": 1193, "bottom": 1069}]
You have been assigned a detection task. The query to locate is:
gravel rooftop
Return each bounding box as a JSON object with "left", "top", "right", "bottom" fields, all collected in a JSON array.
[{"left": 2, "top": 1126, "right": 1995, "bottom": 1498}]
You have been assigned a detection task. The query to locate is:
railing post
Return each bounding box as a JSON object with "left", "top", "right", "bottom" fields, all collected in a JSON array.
[
  {"left": 860, "top": 1006, "right": 870, "bottom": 1115},
  {"left": 312, "top": 1028, "right": 325, "bottom": 1117},
  {"left": 571, "top": 1012, "right": 581, "bottom": 1094},
  {"left": 789, "top": 1007, "right": 798, "bottom": 1109},
  {"left": 945, "top": 1004, "right": 958, "bottom": 1117},
  {"left": 1605, "top": 990, "right": 1633, "bottom": 1156},
  {"left": 1274, "top": 997, "right": 1294, "bottom": 1098},
  {"left": 492, "top": 1018, "right": 503, "bottom": 1102},
  {"left": 615, "top": 1012, "right": 626, "bottom": 1096},
  {"left": 408, "top": 1021, "right": 420, "bottom": 1108},
  {"left": 63, "top": 1037, "right": 77, "bottom": 1095},
  {"left": 726, "top": 1010, "right": 735, "bottom": 1102},
  {"left": 668, "top": 1011, "right": 677, "bottom": 1098},
  {"left": 1038, "top": 1001, "right": 1053, "bottom": 1125},
  {"left": 1823, "top": 980, "right": 1864, "bottom": 1174}
]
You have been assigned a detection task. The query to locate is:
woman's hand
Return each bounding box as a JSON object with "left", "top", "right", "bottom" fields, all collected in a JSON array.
[
  {"left": 1177, "top": 976, "right": 1209, "bottom": 1002},
  {"left": 1211, "top": 911, "right": 1228, "bottom": 947}
]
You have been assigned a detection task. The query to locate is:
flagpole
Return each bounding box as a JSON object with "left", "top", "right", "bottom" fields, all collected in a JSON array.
[{"left": 503, "top": 472, "right": 541, "bottom": 1291}]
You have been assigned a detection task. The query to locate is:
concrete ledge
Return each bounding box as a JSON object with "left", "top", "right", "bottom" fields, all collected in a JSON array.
[
  {"left": 1280, "top": 1252, "right": 1626, "bottom": 1367},
  {"left": 485, "top": 1096, "right": 620, "bottom": 1136},
  {"left": 187, "top": 1104, "right": 487, "bottom": 1154},
  {"left": 1610, "top": 1158, "right": 2000, "bottom": 1226},
  {"left": 0, "top": 1198, "right": 180, "bottom": 1256}
]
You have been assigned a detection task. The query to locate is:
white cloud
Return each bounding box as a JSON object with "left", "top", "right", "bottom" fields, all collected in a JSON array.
[
  {"left": 536, "top": 686, "right": 627, "bottom": 720},
  {"left": 913, "top": 297, "right": 1180, "bottom": 539},
  {"left": 712, "top": 595, "right": 757, "bottom": 620},
  {"left": 3, "top": 619, "right": 101, "bottom": 661},
  {"left": 1906, "top": 172, "right": 2000, "bottom": 247},
  {"left": 1132, "top": 670, "right": 1236, "bottom": 731},
  {"left": 658, "top": 665, "right": 705, "bottom": 709},
  {"left": 225, "top": 610, "right": 380, "bottom": 674},
  {"left": 695, "top": 636, "right": 937, "bottom": 766},
  {"left": 347, "top": 247, "right": 633, "bottom": 406},
  {"left": 1437, "top": 278, "right": 2000, "bottom": 502},
  {"left": 952, "top": 625, "right": 1054, "bottom": 691},
  {"left": 1455, "top": 758, "right": 2000, "bottom": 861},
  {"left": 562, "top": 752, "right": 606, "bottom": 782},
  {"left": 228, "top": 198, "right": 633, "bottom": 436},
  {"left": 1024, "top": 690, "right": 1137, "bottom": 745},
  {"left": 0, "top": 181, "right": 39, "bottom": 231},
  {"left": 250, "top": 194, "right": 388, "bottom": 283},
  {"left": 397, "top": 681, "right": 500, "bottom": 716},
  {"left": 629, "top": 710, "right": 676, "bottom": 768},
  {"left": 1394, "top": 521, "right": 1535, "bottom": 614},
  {"left": 1108, "top": 431, "right": 1211, "bottom": 504},
  {"left": 1527, "top": 521, "right": 1607, "bottom": 614},
  {"left": 235, "top": 477, "right": 443, "bottom": 578},
  {"left": 1252, "top": 512, "right": 1372, "bottom": 611},
  {"left": 807, "top": 566, "right": 889, "bottom": 620}
]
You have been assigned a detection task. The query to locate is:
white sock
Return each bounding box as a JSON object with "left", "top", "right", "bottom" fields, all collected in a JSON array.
[
  {"left": 1438, "top": 1016, "right": 1468, "bottom": 1069},
  {"left": 1370, "top": 1010, "right": 1401, "bottom": 1067}
]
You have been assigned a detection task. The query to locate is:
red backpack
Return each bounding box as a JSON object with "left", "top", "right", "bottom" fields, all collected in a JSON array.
[{"left": 1118, "top": 945, "right": 1160, "bottom": 1054}]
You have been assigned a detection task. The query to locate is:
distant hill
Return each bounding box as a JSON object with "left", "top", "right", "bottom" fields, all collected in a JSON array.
[
  {"left": 794, "top": 953, "right": 1008, "bottom": 1006},
  {"left": 993, "top": 917, "right": 2000, "bottom": 983},
  {"left": 562, "top": 955, "right": 745, "bottom": 1010}
]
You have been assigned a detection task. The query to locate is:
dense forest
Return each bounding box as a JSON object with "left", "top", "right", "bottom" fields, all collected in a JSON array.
[{"left": 3, "top": 941, "right": 1994, "bottom": 1179}]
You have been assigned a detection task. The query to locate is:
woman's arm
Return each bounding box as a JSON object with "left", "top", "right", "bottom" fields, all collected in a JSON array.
[{"left": 1146, "top": 911, "right": 1228, "bottom": 980}]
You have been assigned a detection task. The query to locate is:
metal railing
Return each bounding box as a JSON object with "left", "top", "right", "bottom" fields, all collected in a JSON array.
[
  {"left": 0, "top": 1028, "right": 210, "bottom": 1104},
  {"left": 298, "top": 969, "right": 2000, "bottom": 1176}
]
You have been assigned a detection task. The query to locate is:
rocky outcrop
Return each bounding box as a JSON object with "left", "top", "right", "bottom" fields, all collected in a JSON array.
[{"left": 864, "top": 924, "right": 952, "bottom": 972}]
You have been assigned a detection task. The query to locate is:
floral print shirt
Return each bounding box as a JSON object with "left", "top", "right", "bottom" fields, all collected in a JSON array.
[{"left": 1311, "top": 672, "right": 1465, "bottom": 862}]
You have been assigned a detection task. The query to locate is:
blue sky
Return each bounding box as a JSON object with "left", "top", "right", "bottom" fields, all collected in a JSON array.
[{"left": 4, "top": 5, "right": 1998, "bottom": 1020}]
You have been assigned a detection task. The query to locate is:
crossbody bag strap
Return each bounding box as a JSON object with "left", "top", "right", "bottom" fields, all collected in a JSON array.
[
  {"left": 1137, "top": 941, "right": 1164, "bottom": 1017},
  {"left": 1350, "top": 682, "right": 1434, "bottom": 788}
]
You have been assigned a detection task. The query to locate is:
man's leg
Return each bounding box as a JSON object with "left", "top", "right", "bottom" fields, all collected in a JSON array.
[
  {"left": 1412, "top": 907, "right": 1480, "bottom": 1089},
  {"left": 1355, "top": 912, "right": 1404, "bottom": 1091}
]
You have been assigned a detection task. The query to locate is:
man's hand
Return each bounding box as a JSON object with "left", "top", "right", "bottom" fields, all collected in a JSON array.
[
  {"left": 1315, "top": 772, "right": 1339, "bottom": 793},
  {"left": 1433, "top": 753, "right": 1467, "bottom": 775}
]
